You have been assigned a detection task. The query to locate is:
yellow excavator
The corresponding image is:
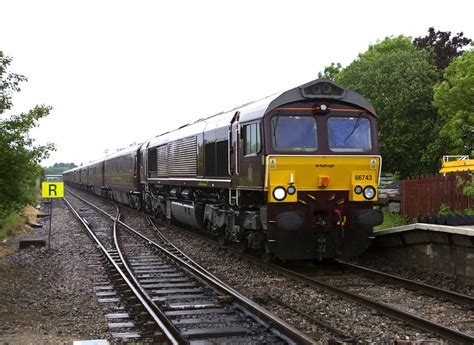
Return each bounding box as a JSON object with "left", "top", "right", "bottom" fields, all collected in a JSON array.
[{"left": 439, "top": 155, "right": 474, "bottom": 173}]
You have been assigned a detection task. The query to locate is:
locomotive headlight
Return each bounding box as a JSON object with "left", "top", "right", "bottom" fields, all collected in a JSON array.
[
  {"left": 287, "top": 185, "right": 296, "bottom": 195},
  {"left": 363, "top": 186, "right": 376, "bottom": 200},
  {"left": 273, "top": 186, "right": 287, "bottom": 201},
  {"left": 322, "top": 83, "right": 333, "bottom": 94},
  {"left": 312, "top": 84, "right": 322, "bottom": 94},
  {"left": 354, "top": 185, "right": 363, "bottom": 194}
]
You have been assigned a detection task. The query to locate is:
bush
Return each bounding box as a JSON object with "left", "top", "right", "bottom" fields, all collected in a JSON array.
[
  {"left": 0, "top": 51, "right": 54, "bottom": 227},
  {"left": 374, "top": 208, "right": 407, "bottom": 231}
]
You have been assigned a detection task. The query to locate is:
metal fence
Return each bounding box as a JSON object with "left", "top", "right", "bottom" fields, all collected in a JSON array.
[{"left": 400, "top": 172, "right": 473, "bottom": 220}]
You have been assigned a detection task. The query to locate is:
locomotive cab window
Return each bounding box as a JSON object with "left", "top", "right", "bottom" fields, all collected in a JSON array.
[
  {"left": 328, "top": 116, "right": 372, "bottom": 152},
  {"left": 243, "top": 122, "right": 261, "bottom": 156},
  {"left": 271, "top": 115, "right": 317, "bottom": 152}
]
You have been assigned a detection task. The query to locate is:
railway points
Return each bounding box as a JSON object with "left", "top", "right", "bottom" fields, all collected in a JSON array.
[
  {"left": 64, "top": 188, "right": 316, "bottom": 344},
  {"left": 1, "top": 183, "right": 469, "bottom": 342},
  {"left": 67, "top": 186, "right": 474, "bottom": 343}
]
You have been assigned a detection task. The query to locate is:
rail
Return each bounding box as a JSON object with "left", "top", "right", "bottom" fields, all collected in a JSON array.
[
  {"left": 269, "top": 263, "right": 474, "bottom": 344},
  {"left": 63, "top": 195, "right": 180, "bottom": 344},
  {"left": 148, "top": 213, "right": 474, "bottom": 344},
  {"left": 65, "top": 188, "right": 316, "bottom": 344}
]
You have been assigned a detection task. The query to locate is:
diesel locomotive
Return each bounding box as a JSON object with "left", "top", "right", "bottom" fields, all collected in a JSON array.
[{"left": 63, "top": 78, "right": 383, "bottom": 261}]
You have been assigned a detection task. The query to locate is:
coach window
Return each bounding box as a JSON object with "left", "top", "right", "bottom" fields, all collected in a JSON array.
[{"left": 244, "top": 122, "right": 261, "bottom": 156}]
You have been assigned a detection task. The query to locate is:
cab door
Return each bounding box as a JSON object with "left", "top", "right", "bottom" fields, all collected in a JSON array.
[
  {"left": 228, "top": 112, "right": 240, "bottom": 187},
  {"left": 238, "top": 120, "right": 264, "bottom": 188}
]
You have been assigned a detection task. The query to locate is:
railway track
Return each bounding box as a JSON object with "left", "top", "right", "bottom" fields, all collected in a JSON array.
[
  {"left": 271, "top": 262, "right": 474, "bottom": 344},
  {"left": 64, "top": 193, "right": 176, "bottom": 343},
  {"left": 64, "top": 188, "right": 316, "bottom": 344},
  {"left": 149, "top": 214, "right": 474, "bottom": 343},
  {"left": 65, "top": 186, "right": 474, "bottom": 343},
  {"left": 334, "top": 260, "right": 474, "bottom": 307}
]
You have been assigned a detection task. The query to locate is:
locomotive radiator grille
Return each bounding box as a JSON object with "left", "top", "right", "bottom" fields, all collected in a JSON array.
[
  {"left": 157, "top": 145, "right": 168, "bottom": 177},
  {"left": 168, "top": 136, "right": 197, "bottom": 177}
]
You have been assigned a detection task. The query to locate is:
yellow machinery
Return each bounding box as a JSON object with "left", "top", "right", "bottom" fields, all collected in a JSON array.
[{"left": 440, "top": 155, "right": 474, "bottom": 173}]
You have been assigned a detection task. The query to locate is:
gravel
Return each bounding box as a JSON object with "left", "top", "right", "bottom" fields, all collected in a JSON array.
[
  {"left": 9, "top": 187, "right": 471, "bottom": 344},
  {"left": 72, "top": 187, "right": 455, "bottom": 343},
  {"left": 114, "top": 202, "right": 443, "bottom": 343},
  {"left": 0, "top": 199, "right": 112, "bottom": 343},
  {"left": 348, "top": 254, "right": 474, "bottom": 296},
  {"left": 155, "top": 229, "right": 440, "bottom": 343}
]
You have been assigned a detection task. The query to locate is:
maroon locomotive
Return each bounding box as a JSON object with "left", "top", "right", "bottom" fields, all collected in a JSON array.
[{"left": 64, "top": 78, "right": 383, "bottom": 261}]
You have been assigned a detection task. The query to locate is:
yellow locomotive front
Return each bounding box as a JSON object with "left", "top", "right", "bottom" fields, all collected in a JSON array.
[{"left": 262, "top": 81, "right": 383, "bottom": 260}]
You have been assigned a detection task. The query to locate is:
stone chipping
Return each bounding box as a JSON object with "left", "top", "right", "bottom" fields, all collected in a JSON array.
[{"left": 0, "top": 199, "right": 111, "bottom": 344}]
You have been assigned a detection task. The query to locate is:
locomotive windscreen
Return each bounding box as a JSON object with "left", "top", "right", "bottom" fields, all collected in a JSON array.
[
  {"left": 272, "top": 116, "right": 318, "bottom": 152},
  {"left": 328, "top": 117, "right": 372, "bottom": 152}
]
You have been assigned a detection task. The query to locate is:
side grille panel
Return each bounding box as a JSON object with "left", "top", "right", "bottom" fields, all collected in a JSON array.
[
  {"left": 157, "top": 145, "right": 168, "bottom": 177},
  {"left": 168, "top": 136, "right": 197, "bottom": 177}
]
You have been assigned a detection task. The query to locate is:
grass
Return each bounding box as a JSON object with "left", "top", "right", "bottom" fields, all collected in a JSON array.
[
  {"left": 0, "top": 206, "right": 38, "bottom": 241},
  {"left": 0, "top": 212, "right": 22, "bottom": 240},
  {"left": 374, "top": 207, "right": 407, "bottom": 232}
]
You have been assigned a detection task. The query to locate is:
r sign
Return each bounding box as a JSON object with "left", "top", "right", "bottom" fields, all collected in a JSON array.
[{"left": 42, "top": 182, "right": 64, "bottom": 198}]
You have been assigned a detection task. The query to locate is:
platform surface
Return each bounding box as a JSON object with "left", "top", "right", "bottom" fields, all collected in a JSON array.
[
  {"left": 73, "top": 340, "right": 109, "bottom": 345},
  {"left": 376, "top": 223, "right": 474, "bottom": 237}
]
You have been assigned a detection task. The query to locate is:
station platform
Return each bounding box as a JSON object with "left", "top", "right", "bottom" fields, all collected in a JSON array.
[{"left": 370, "top": 223, "right": 474, "bottom": 280}]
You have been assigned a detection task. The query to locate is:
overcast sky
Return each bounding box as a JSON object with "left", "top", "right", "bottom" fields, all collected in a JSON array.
[{"left": 2, "top": 0, "right": 473, "bottom": 167}]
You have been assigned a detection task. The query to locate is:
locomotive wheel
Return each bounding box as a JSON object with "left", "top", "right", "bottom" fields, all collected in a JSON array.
[
  {"left": 129, "top": 196, "right": 137, "bottom": 210},
  {"left": 236, "top": 240, "right": 247, "bottom": 253},
  {"left": 131, "top": 196, "right": 140, "bottom": 210},
  {"left": 259, "top": 244, "right": 275, "bottom": 263},
  {"left": 217, "top": 230, "right": 227, "bottom": 247}
]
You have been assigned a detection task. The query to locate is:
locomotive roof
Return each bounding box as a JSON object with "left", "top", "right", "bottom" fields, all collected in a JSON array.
[
  {"left": 268, "top": 78, "right": 377, "bottom": 116},
  {"left": 144, "top": 79, "right": 376, "bottom": 149},
  {"left": 62, "top": 79, "right": 377, "bottom": 167}
]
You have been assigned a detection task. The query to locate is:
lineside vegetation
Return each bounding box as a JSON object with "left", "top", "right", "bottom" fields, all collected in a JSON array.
[
  {"left": 319, "top": 28, "right": 472, "bottom": 178},
  {"left": 0, "top": 51, "right": 54, "bottom": 236}
]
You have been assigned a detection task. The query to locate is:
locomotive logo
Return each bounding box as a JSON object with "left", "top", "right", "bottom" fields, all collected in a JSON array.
[
  {"left": 248, "top": 166, "right": 253, "bottom": 182},
  {"left": 315, "top": 164, "right": 335, "bottom": 168}
]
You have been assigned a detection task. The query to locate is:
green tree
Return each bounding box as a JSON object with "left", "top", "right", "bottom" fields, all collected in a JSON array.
[
  {"left": 433, "top": 49, "right": 474, "bottom": 155},
  {"left": 414, "top": 27, "right": 471, "bottom": 73},
  {"left": 43, "top": 162, "right": 77, "bottom": 175},
  {"left": 335, "top": 36, "right": 439, "bottom": 178},
  {"left": 318, "top": 62, "right": 342, "bottom": 80},
  {"left": 0, "top": 51, "right": 55, "bottom": 227}
]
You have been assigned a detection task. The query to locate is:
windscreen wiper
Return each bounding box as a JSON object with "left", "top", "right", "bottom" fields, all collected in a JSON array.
[
  {"left": 272, "top": 113, "right": 280, "bottom": 147},
  {"left": 343, "top": 112, "right": 363, "bottom": 144}
]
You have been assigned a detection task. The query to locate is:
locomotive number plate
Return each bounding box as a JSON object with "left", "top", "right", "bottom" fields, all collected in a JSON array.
[{"left": 352, "top": 171, "right": 375, "bottom": 184}]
